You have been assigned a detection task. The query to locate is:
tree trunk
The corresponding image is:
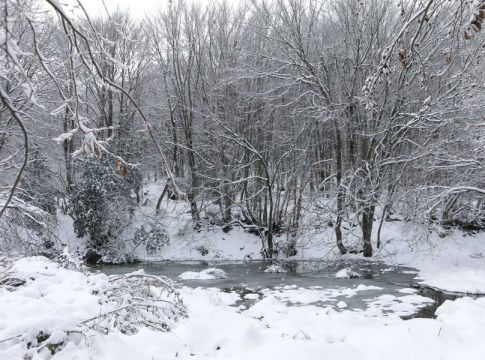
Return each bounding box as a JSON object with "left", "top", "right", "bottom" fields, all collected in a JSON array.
[
  {"left": 63, "top": 106, "right": 74, "bottom": 193},
  {"left": 334, "top": 122, "right": 348, "bottom": 255},
  {"left": 362, "top": 205, "right": 375, "bottom": 257}
]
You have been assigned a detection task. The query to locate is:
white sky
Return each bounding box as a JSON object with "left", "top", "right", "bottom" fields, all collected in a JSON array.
[
  {"left": 58, "top": 0, "right": 169, "bottom": 19},
  {"left": 66, "top": 0, "right": 213, "bottom": 18}
]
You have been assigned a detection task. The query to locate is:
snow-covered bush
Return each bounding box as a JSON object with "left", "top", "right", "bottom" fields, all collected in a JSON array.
[
  {"left": 82, "top": 271, "right": 186, "bottom": 334},
  {"left": 0, "top": 257, "right": 186, "bottom": 358},
  {"left": 54, "top": 248, "right": 85, "bottom": 271},
  {"left": 204, "top": 203, "right": 225, "bottom": 226},
  {"left": 278, "top": 238, "right": 298, "bottom": 257},
  {"left": 71, "top": 157, "right": 137, "bottom": 251},
  {"left": 0, "top": 199, "right": 58, "bottom": 256},
  {"left": 195, "top": 245, "right": 209, "bottom": 256},
  {"left": 101, "top": 240, "right": 139, "bottom": 264},
  {"left": 133, "top": 224, "right": 170, "bottom": 255},
  {"left": 176, "top": 220, "right": 193, "bottom": 237},
  {"left": 0, "top": 149, "right": 61, "bottom": 256}
]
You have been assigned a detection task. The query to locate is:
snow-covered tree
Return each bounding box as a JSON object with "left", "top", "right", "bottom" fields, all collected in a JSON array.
[{"left": 71, "top": 157, "right": 136, "bottom": 251}]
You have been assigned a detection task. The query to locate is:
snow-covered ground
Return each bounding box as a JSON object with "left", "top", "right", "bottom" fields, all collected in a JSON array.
[
  {"left": 376, "top": 227, "right": 485, "bottom": 294},
  {"left": 0, "top": 256, "right": 185, "bottom": 359},
  {"left": 1, "top": 256, "right": 485, "bottom": 359}
]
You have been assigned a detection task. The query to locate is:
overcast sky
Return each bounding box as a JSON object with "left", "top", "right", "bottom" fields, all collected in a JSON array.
[{"left": 63, "top": 0, "right": 169, "bottom": 18}]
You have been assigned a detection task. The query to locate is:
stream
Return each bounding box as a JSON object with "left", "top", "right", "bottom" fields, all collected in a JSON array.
[{"left": 95, "top": 260, "right": 460, "bottom": 319}]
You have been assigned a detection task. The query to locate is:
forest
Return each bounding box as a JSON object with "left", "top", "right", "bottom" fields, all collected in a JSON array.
[
  {"left": 1, "top": 0, "right": 484, "bottom": 262},
  {"left": 1, "top": 0, "right": 485, "bottom": 359}
]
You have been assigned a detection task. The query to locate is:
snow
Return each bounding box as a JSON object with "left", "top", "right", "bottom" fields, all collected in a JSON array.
[
  {"left": 53, "top": 128, "right": 78, "bottom": 143},
  {"left": 14, "top": 181, "right": 485, "bottom": 358},
  {"left": 263, "top": 264, "right": 287, "bottom": 273},
  {"left": 416, "top": 267, "right": 485, "bottom": 294},
  {"left": 57, "top": 190, "right": 485, "bottom": 300},
  {"left": 335, "top": 267, "right": 361, "bottom": 278},
  {"left": 243, "top": 293, "right": 260, "bottom": 300},
  {"left": 0, "top": 257, "right": 184, "bottom": 359},
  {"left": 364, "top": 294, "right": 435, "bottom": 317},
  {"left": 59, "top": 180, "right": 485, "bottom": 298},
  {"left": 179, "top": 268, "right": 228, "bottom": 280},
  {"left": 375, "top": 224, "right": 485, "bottom": 294},
  {"left": 2, "top": 256, "right": 485, "bottom": 359},
  {"left": 260, "top": 284, "right": 384, "bottom": 305},
  {"left": 337, "top": 301, "right": 348, "bottom": 309},
  {"left": 398, "top": 287, "right": 419, "bottom": 294}
]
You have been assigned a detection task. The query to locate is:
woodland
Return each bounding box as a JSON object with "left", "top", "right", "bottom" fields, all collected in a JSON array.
[{"left": 1, "top": 0, "right": 485, "bottom": 260}]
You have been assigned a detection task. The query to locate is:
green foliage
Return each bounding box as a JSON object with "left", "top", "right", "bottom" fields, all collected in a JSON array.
[
  {"left": 133, "top": 224, "right": 170, "bottom": 255},
  {"left": 47, "top": 342, "right": 64, "bottom": 355},
  {"left": 71, "top": 157, "right": 137, "bottom": 249}
]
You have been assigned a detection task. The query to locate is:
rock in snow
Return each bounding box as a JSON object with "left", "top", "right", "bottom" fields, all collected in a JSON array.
[
  {"left": 178, "top": 268, "right": 228, "bottom": 280},
  {"left": 335, "top": 267, "right": 361, "bottom": 279}
]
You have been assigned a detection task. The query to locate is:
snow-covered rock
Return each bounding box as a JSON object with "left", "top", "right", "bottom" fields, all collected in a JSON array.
[
  {"left": 335, "top": 267, "right": 361, "bottom": 279},
  {"left": 264, "top": 264, "right": 287, "bottom": 273},
  {"left": 337, "top": 301, "right": 348, "bottom": 309},
  {"left": 244, "top": 293, "right": 260, "bottom": 300},
  {"left": 178, "top": 268, "right": 228, "bottom": 280}
]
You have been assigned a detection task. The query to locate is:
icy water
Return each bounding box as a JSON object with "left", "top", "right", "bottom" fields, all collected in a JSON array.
[
  {"left": 96, "top": 260, "right": 445, "bottom": 317},
  {"left": 96, "top": 260, "right": 418, "bottom": 290}
]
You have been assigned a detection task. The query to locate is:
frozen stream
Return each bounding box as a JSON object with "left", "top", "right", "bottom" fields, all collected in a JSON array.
[{"left": 96, "top": 260, "right": 449, "bottom": 318}]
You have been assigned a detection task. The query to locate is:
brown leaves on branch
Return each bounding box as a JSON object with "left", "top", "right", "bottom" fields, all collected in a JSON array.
[
  {"left": 465, "top": 1, "right": 485, "bottom": 40},
  {"left": 113, "top": 159, "right": 127, "bottom": 177},
  {"left": 399, "top": 50, "right": 407, "bottom": 68}
]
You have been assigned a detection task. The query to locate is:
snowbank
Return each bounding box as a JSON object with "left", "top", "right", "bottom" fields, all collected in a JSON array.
[
  {"left": 0, "top": 257, "right": 185, "bottom": 359},
  {"left": 175, "top": 287, "right": 485, "bottom": 360},
  {"left": 2, "top": 256, "right": 485, "bottom": 359},
  {"left": 376, "top": 225, "right": 485, "bottom": 294}
]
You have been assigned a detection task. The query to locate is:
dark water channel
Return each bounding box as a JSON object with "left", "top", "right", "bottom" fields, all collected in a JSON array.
[{"left": 95, "top": 260, "right": 460, "bottom": 319}]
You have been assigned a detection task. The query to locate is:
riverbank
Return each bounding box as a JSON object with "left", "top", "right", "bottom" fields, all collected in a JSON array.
[
  {"left": 75, "top": 216, "right": 485, "bottom": 295},
  {"left": 1, "top": 255, "right": 485, "bottom": 359},
  {"left": 59, "top": 181, "right": 485, "bottom": 295}
]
